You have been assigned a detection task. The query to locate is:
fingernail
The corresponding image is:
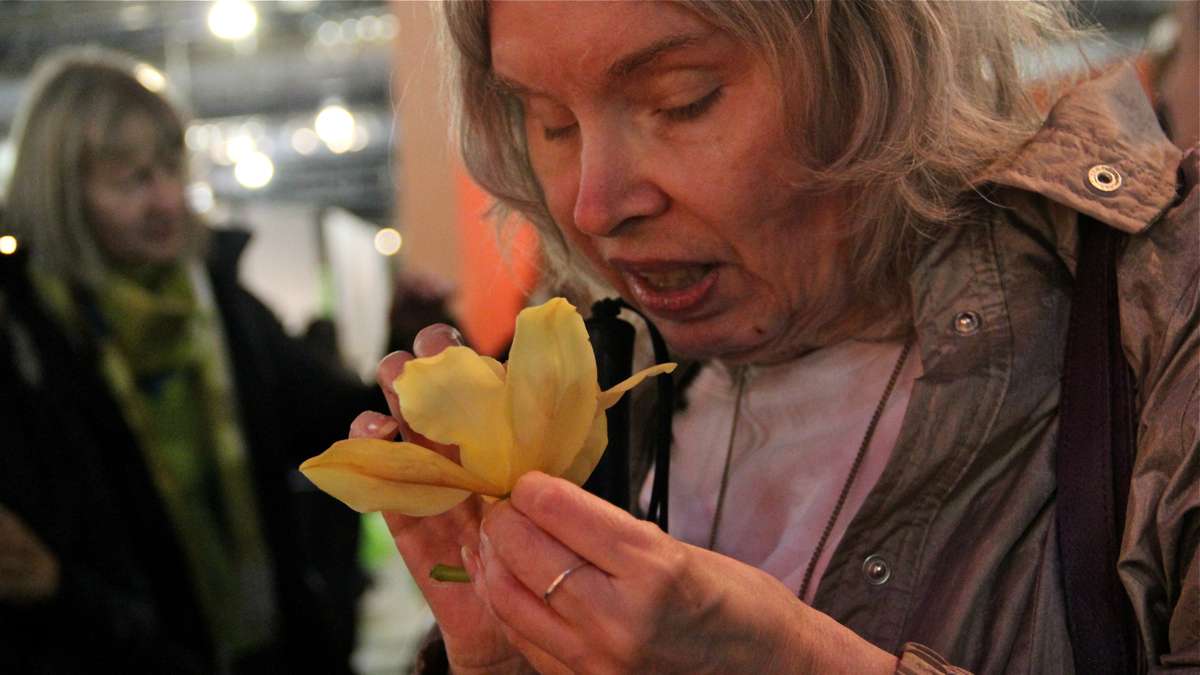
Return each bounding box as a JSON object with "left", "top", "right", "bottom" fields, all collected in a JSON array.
[
  {"left": 364, "top": 417, "right": 398, "bottom": 432},
  {"left": 468, "top": 544, "right": 489, "bottom": 603},
  {"left": 478, "top": 531, "right": 491, "bottom": 572},
  {"left": 420, "top": 323, "right": 460, "bottom": 340},
  {"left": 426, "top": 324, "right": 462, "bottom": 346},
  {"left": 461, "top": 545, "right": 477, "bottom": 578}
]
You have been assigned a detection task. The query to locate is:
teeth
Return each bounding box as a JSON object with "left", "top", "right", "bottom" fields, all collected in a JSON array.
[{"left": 640, "top": 267, "right": 707, "bottom": 291}]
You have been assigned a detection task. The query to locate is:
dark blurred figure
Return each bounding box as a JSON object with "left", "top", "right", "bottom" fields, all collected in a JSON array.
[
  {"left": 301, "top": 317, "right": 341, "bottom": 369},
  {"left": 386, "top": 270, "right": 457, "bottom": 354},
  {"left": 0, "top": 47, "right": 377, "bottom": 674}
]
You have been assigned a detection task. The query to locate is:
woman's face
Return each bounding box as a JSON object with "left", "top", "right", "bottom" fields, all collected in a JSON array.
[
  {"left": 83, "top": 113, "right": 189, "bottom": 267},
  {"left": 490, "top": 1, "right": 849, "bottom": 363}
]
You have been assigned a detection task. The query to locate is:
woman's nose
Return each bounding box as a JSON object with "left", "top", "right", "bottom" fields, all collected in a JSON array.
[
  {"left": 571, "top": 128, "right": 667, "bottom": 237},
  {"left": 149, "top": 169, "right": 185, "bottom": 215}
]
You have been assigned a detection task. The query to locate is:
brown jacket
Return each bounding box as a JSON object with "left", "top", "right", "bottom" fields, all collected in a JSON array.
[
  {"left": 415, "top": 66, "right": 1196, "bottom": 675},
  {"left": 805, "top": 66, "right": 1196, "bottom": 673}
]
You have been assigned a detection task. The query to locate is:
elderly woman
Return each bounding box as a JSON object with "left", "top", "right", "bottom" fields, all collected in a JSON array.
[
  {"left": 0, "top": 48, "right": 375, "bottom": 673},
  {"left": 346, "top": 2, "right": 1197, "bottom": 673}
]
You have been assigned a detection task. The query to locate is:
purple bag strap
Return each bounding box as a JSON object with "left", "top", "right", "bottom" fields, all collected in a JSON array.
[{"left": 1055, "top": 215, "right": 1140, "bottom": 674}]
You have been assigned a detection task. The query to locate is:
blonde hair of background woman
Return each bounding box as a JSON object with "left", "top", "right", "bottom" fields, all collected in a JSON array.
[
  {"left": 3, "top": 45, "right": 200, "bottom": 290},
  {"left": 440, "top": 0, "right": 1084, "bottom": 321}
]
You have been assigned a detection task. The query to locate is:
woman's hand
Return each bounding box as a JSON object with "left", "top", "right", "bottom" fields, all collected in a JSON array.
[
  {"left": 468, "top": 472, "right": 899, "bottom": 674},
  {"left": 0, "top": 504, "right": 60, "bottom": 604},
  {"left": 356, "top": 325, "right": 558, "bottom": 674}
]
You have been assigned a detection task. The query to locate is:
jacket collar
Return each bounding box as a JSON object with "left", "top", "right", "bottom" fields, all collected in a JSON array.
[
  {"left": 206, "top": 226, "right": 252, "bottom": 283},
  {"left": 986, "top": 65, "right": 1182, "bottom": 234}
]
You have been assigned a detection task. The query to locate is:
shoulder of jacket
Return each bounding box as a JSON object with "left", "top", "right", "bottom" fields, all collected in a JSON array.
[{"left": 985, "top": 65, "right": 1183, "bottom": 236}]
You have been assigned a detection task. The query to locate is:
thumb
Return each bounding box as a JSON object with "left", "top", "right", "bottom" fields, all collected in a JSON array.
[{"left": 413, "top": 323, "right": 465, "bottom": 358}]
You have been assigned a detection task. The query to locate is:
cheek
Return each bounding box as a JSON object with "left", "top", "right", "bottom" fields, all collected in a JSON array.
[
  {"left": 91, "top": 201, "right": 136, "bottom": 235},
  {"left": 532, "top": 154, "right": 580, "bottom": 225},
  {"left": 86, "top": 192, "right": 142, "bottom": 250},
  {"left": 556, "top": 220, "right": 612, "bottom": 284},
  {"left": 531, "top": 157, "right": 589, "bottom": 251}
]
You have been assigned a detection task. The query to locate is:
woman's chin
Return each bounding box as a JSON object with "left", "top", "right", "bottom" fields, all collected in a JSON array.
[{"left": 657, "top": 324, "right": 769, "bottom": 364}]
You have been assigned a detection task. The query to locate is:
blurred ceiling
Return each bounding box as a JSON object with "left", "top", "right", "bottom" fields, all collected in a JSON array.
[{"left": 0, "top": 0, "right": 397, "bottom": 223}]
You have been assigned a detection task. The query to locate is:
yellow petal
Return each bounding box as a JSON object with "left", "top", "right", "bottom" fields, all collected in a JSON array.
[
  {"left": 481, "top": 356, "right": 506, "bottom": 381},
  {"left": 561, "top": 362, "right": 675, "bottom": 486},
  {"left": 506, "top": 298, "right": 600, "bottom": 482},
  {"left": 299, "top": 438, "right": 503, "bottom": 515},
  {"left": 393, "top": 346, "right": 514, "bottom": 491},
  {"left": 559, "top": 411, "right": 608, "bottom": 486},
  {"left": 597, "top": 362, "right": 677, "bottom": 411},
  {"left": 305, "top": 472, "right": 471, "bottom": 517}
]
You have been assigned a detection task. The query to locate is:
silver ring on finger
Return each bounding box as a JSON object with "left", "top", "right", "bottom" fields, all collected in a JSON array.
[{"left": 543, "top": 561, "right": 589, "bottom": 603}]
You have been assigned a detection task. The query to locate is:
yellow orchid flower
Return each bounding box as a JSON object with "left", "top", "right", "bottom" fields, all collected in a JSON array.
[{"left": 300, "top": 297, "right": 675, "bottom": 517}]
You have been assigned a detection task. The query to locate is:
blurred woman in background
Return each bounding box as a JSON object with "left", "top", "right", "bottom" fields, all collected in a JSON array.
[{"left": 0, "top": 46, "right": 375, "bottom": 674}]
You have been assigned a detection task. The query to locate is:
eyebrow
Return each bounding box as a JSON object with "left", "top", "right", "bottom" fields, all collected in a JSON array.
[
  {"left": 491, "top": 30, "right": 714, "bottom": 98},
  {"left": 607, "top": 32, "right": 709, "bottom": 79}
]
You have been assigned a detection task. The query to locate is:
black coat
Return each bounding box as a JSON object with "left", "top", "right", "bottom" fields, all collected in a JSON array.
[{"left": 0, "top": 230, "right": 381, "bottom": 674}]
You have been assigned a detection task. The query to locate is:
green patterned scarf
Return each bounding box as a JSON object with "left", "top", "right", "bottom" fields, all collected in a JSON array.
[{"left": 34, "top": 264, "right": 278, "bottom": 665}]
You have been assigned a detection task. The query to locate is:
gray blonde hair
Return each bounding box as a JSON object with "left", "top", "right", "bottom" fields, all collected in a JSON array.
[
  {"left": 3, "top": 45, "right": 195, "bottom": 289},
  {"left": 440, "top": 1, "right": 1083, "bottom": 315}
]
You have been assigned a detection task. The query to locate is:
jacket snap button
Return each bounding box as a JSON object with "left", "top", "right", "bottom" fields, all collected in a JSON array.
[
  {"left": 863, "top": 555, "right": 891, "bottom": 585},
  {"left": 1087, "top": 164, "right": 1122, "bottom": 193},
  {"left": 953, "top": 311, "right": 981, "bottom": 335}
]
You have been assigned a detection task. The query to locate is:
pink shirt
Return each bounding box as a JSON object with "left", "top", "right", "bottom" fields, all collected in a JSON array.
[{"left": 639, "top": 340, "right": 922, "bottom": 602}]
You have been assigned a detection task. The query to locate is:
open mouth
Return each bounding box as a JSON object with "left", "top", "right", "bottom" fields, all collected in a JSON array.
[
  {"left": 620, "top": 262, "right": 719, "bottom": 316},
  {"left": 638, "top": 266, "right": 712, "bottom": 291}
]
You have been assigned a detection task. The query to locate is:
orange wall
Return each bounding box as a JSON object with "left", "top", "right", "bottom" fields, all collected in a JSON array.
[
  {"left": 455, "top": 171, "right": 540, "bottom": 356},
  {"left": 392, "top": 1, "right": 538, "bottom": 356}
]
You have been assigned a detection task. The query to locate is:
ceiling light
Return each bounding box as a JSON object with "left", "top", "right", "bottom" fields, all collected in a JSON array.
[
  {"left": 208, "top": 0, "right": 258, "bottom": 41},
  {"left": 0, "top": 235, "right": 17, "bottom": 256},
  {"left": 118, "top": 4, "right": 152, "bottom": 31},
  {"left": 315, "top": 104, "right": 356, "bottom": 154},
  {"left": 187, "top": 182, "right": 216, "bottom": 214},
  {"left": 357, "top": 16, "right": 381, "bottom": 41},
  {"left": 134, "top": 63, "right": 167, "bottom": 92},
  {"left": 350, "top": 125, "right": 370, "bottom": 152},
  {"left": 291, "top": 128, "right": 320, "bottom": 156},
  {"left": 234, "top": 151, "right": 274, "bottom": 189},
  {"left": 317, "top": 20, "right": 339, "bottom": 46},
  {"left": 225, "top": 135, "right": 257, "bottom": 163},
  {"left": 379, "top": 14, "right": 398, "bottom": 41},
  {"left": 373, "top": 228, "right": 402, "bottom": 256},
  {"left": 240, "top": 119, "right": 265, "bottom": 139},
  {"left": 185, "top": 125, "right": 211, "bottom": 151}
]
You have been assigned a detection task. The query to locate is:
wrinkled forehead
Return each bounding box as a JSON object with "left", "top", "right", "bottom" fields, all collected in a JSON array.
[{"left": 488, "top": 1, "right": 721, "bottom": 92}]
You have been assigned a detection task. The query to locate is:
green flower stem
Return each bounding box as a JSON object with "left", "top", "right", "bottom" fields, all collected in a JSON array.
[{"left": 430, "top": 564, "right": 471, "bottom": 583}]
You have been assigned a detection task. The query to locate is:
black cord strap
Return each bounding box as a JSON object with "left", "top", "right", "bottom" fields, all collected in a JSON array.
[
  {"left": 1055, "top": 216, "right": 1139, "bottom": 674},
  {"left": 591, "top": 298, "right": 675, "bottom": 533}
]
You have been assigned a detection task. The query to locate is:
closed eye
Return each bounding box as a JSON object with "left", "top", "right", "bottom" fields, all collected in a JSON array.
[
  {"left": 660, "top": 86, "right": 723, "bottom": 122},
  {"left": 540, "top": 86, "right": 724, "bottom": 141},
  {"left": 543, "top": 123, "right": 578, "bottom": 141}
]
